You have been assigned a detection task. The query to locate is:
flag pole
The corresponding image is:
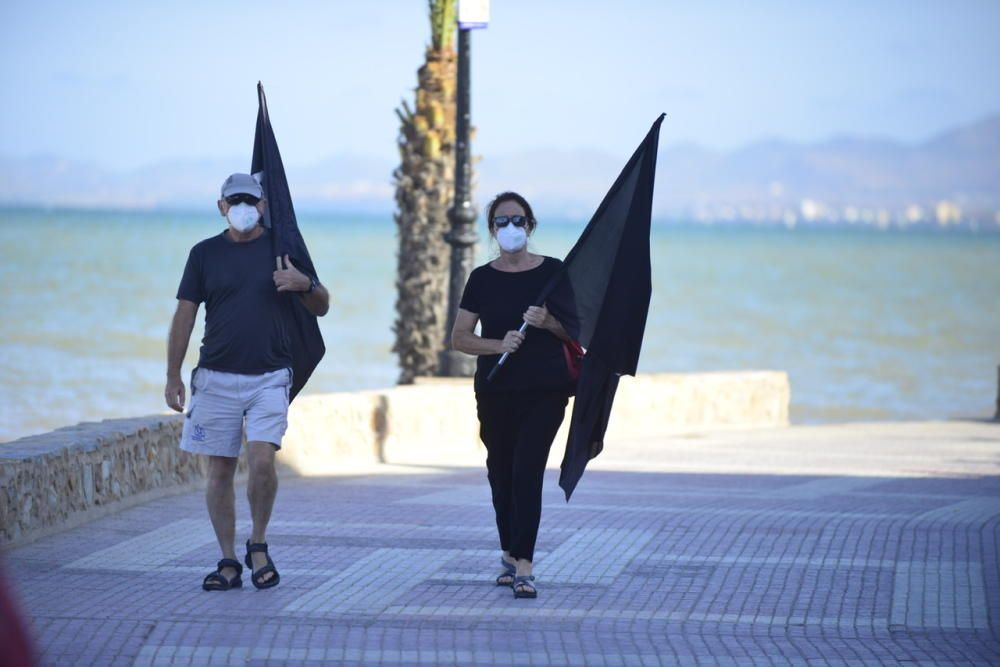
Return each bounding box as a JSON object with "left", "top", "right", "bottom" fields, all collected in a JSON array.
[{"left": 485, "top": 321, "right": 528, "bottom": 382}]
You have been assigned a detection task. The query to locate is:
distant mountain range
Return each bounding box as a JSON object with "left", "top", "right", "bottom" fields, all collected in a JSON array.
[{"left": 2, "top": 114, "right": 998, "bottom": 225}]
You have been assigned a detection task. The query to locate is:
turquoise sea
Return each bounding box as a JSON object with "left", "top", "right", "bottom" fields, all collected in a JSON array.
[{"left": 1, "top": 208, "right": 998, "bottom": 443}]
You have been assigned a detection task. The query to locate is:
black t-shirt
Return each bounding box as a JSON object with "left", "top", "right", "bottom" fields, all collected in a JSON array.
[
  {"left": 177, "top": 229, "right": 300, "bottom": 375},
  {"left": 459, "top": 256, "right": 572, "bottom": 394}
]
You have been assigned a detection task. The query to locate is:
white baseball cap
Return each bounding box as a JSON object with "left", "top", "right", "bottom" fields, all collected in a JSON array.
[{"left": 220, "top": 173, "right": 263, "bottom": 199}]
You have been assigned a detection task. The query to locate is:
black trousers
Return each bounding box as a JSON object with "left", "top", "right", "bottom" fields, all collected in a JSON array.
[{"left": 476, "top": 390, "right": 569, "bottom": 562}]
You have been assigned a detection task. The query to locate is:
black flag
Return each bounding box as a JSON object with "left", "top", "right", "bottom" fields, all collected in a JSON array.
[
  {"left": 543, "top": 114, "right": 664, "bottom": 499},
  {"left": 251, "top": 82, "right": 325, "bottom": 400}
]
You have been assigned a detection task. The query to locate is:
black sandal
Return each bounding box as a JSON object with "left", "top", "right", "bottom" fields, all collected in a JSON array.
[
  {"left": 202, "top": 558, "right": 243, "bottom": 591},
  {"left": 513, "top": 575, "right": 537, "bottom": 599},
  {"left": 245, "top": 540, "right": 281, "bottom": 590}
]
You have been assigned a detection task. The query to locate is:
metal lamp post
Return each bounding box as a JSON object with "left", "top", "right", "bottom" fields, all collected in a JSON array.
[{"left": 439, "top": 1, "right": 489, "bottom": 377}]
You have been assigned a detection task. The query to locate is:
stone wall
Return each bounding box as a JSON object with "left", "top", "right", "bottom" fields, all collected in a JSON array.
[
  {"left": 1, "top": 371, "right": 788, "bottom": 546},
  {"left": 0, "top": 416, "right": 220, "bottom": 545}
]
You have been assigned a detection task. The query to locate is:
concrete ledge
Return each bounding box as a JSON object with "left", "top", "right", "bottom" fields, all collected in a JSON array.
[
  {"left": 280, "top": 391, "right": 387, "bottom": 474},
  {"left": 0, "top": 371, "right": 788, "bottom": 546},
  {"left": 284, "top": 371, "right": 790, "bottom": 469},
  {"left": 610, "top": 371, "right": 790, "bottom": 433}
]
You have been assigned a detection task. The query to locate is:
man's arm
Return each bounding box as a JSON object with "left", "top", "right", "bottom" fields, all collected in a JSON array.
[
  {"left": 299, "top": 283, "right": 330, "bottom": 317},
  {"left": 165, "top": 299, "right": 198, "bottom": 412},
  {"left": 273, "top": 254, "right": 329, "bottom": 317}
]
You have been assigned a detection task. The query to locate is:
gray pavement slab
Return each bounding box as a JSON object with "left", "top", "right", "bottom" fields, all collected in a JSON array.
[{"left": 4, "top": 420, "right": 1000, "bottom": 665}]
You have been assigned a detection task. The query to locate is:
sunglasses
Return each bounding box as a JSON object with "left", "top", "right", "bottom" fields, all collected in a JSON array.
[
  {"left": 493, "top": 215, "right": 529, "bottom": 228},
  {"left": 225, "top": 193, "right": 260, "bottom": 206}
]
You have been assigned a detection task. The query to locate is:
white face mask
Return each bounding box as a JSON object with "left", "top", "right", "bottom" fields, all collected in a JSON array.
[
  {"left": 226, "top": 203, "right": 260, "bottom": 233},
  {"left": 496, "top": 224, "right": 528, "bottom": 252}
]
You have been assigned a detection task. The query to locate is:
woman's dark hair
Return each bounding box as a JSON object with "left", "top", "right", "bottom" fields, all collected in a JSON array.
[{"left": 486, "top": 191, "right": 537, "bottom": 233}]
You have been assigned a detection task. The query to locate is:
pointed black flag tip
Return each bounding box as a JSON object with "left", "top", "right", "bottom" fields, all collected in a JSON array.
[
  {"left": 257, "top": 82, "right": 269, "bottom": 124},
  {"left": 646, "top": 113, "right": 666, "bottom": 144}
]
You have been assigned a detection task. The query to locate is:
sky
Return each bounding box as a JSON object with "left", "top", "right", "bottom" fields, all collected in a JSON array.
[{"left": 1, "top": 0, "right": 999, "bottom": 171}]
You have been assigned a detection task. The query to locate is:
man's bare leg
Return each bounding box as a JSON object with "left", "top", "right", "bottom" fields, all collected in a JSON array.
[
  {"left": 206, "top": 455, "right": 239, "bottom": 580},
  {"left": 247, "top": 440, "right": 278, "bottom": 583}
]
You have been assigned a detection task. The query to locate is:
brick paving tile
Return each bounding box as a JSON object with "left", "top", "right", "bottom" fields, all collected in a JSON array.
[{"left": 5, "top": 421, "right": 1000, "bottom": 665}]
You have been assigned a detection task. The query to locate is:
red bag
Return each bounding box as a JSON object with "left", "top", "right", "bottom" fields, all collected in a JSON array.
[{"left": 562, "top": 339, "right": 585, "bottom": 382}]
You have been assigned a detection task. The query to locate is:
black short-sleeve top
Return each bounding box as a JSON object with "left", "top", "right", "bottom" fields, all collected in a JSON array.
[
  {"left": 176, "top": 229, "right": 298, "bottom": 375},
  {"left": 459, "top": 256, "right": 572, "bottom": 394}
]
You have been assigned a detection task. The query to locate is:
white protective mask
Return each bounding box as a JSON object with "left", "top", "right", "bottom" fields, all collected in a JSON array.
[
  {"left": 496, "top": 224, "right": 528, "bottom": 252},
  {"left": 227, "top": 203, "right": 260, "bottom": 233}
]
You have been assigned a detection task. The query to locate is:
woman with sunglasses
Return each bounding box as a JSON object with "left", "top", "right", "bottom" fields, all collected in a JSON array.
[{"left": 451, "top": 191, "right": 575, "bottom": 599}]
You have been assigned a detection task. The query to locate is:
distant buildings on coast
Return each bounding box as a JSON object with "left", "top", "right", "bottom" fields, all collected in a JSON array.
[{"left": 668, "top": 197, "right": 999, "bottom": 231}]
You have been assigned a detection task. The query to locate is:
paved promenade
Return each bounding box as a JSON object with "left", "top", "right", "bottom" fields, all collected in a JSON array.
[{"left": 5, "top": 420, "right": 1000, "bottom": 666}]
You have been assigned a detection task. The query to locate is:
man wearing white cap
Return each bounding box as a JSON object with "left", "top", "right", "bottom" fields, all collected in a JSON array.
[{"left": 165, "top": 173, "right": 329, "bottom": 591}]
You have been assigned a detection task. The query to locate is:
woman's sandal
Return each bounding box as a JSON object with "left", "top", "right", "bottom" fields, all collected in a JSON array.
[
  {"left": 202, "top": 558, "right": 243, "bottom": 591},
  {"left": 496, "top": 557, "right": 516, "bottom": 587},
  {"left": 512, "top": 575, "right": 537, "bottom": 599},
  {"left": 245, "top": 540, "right": 281, "bottom": 590}
]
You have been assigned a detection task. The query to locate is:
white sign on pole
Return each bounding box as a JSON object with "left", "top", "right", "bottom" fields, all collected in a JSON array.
[{"left": 458, "top": 0, "right": 490, "bottom": 29}]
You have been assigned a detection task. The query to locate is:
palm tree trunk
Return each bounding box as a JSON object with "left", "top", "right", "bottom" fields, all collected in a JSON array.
[{"left": 392, "top": 2, "right": 458, "bottom": 383}]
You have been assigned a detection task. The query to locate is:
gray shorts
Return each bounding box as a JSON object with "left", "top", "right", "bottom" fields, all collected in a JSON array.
[{"left": 179, "top": 367, "right": 292, "bottom": 458}]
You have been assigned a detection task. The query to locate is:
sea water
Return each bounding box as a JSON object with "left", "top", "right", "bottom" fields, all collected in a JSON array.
[{"left": 1, "top": 208, "right": 997, "bottom": 442}]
